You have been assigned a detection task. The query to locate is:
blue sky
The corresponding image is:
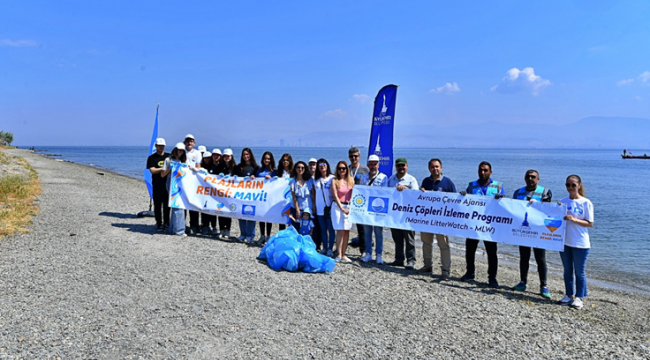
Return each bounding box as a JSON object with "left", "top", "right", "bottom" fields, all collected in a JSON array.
[{"left": 2, "top": 1, "right": 650, "bottom": 146}]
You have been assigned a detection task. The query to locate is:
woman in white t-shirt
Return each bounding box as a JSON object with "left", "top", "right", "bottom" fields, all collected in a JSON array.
[
  {"left": 314, "top": 158, "right": 335, "bottom": 257},
  {"left": 161, "top": 143, "right": 188, "bottom": 236},
  {"left": 558, "top": 174, "right": 594, "bottom": 310}
]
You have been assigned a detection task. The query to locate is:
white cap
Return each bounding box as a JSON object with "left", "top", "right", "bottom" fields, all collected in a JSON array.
[
  {"left": 154, "top": 138, "right": 166, "bottom": 146},
  {"left": 368, "top": 155, "right": 380, "bottom": 162},
  {"left": 309, "top": 158, "right": 317, "bottom": 163},
  {"left": 223, "top": 148, "right": 233, "bottom": 156},
  {"left": 184, "top": 134, "right": 195, "bottom": 140},
  {"left": 175, "top": 142, "right": 185, "bottom": 150},
  {"left": 202, "top": 152, "right": 212, "bottom": 158},
  {"left": 198, "top": 145, "right": 207, "bottom": 152},
  {"left": 211, "top": 148, "right": 222, "bottom": 155}
]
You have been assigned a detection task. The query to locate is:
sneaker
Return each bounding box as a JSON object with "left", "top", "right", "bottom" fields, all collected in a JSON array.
[
  {"left": 558, "top": 295, "right": 573, "bottom": 306},
  {"left": 341, "top": 256, "right": 352, "bottom": 263},
  {"left": 237, "top": 235, "right": 246, "bottom": 242},
  {"left": 259, "top": 235, "right": 266, "bottom": 243},
  {"left": 223, "top": 230, "right": 231, "bottom": 239},
  {"left": 387, "top": 260, "right": 404, "bottom": 267},
  {"left": 512, "top": 281, "right": 527, "bottom": 291},
  {"left": 211, "top": 228, "right": 220, "bottom": 235},
  {"left": 460, "top": 272, "right": 475, "bottom": 282},
  {"left": 320, "top": 248, "right": 328, "bottom": 255},
  {"left": 200, "top": 227, "right": 210, "bottom": 235},
  {"left": 156, "top": 225, "right": 164, "bottom": 232},
  {"left": 335, "top": 257, "right": 341, "bottom": 262},
  {"left": 570, "top": 297, "right": 583, "bottom": 310},
  {"left": 163, "top": 225, "right": 170, "bottom": 233},
  {"left": 375, "top": 255, "right": 384, "bottom": 264},
  {"left": 540, "top": 287, "right": 552, "bottom": 299},
  {"left": 361, "top": 253, "right": 372, "bottom": 263},
  {"left": 440, "top": 272, "right": 451, "bottom": 281},
  {"left": 244, "top": 236, "right": 254, "bottom": 243},
  {"left": 405, "top": 261, "right": 416, "bottom": 270},
  {"left": 326, "top": 250, "right": 333, "bottom": 257},
  {"left": 417, "top": 266, "right": 433, "bottom": 274},
  {"left": 488, "top": 277, "right": 499, "bottom": 288}
]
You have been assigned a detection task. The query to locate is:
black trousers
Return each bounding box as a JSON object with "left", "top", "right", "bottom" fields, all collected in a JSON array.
[
  {"left": 259, "top": 222, "right": 273, "bottom": 236},
  {"left": 201, "top": 213, "right": 217, "bottom": 229},
  {"left": 519, "top": 246, "right": 548, "bottom": 287},
  {"left": 465, "top": 239, "right": 498, "bottom": 279},
  {"left": 312, "top": 215, "right": 322, "bottom": 249},
  {"left": 391, "top": 229, "right": 416, "bottom": 263},
  {"left": 356, "top": 223, "right": 366, "bottom": 254},
  {"left": 152, "top": 188, "right": 170, "bottom": 227},
  {"left": 218, "top": 217, "right": 232, "bottom": 231},
  {"left": 189, "top": 210, "right": 200, "bottom": 228}
]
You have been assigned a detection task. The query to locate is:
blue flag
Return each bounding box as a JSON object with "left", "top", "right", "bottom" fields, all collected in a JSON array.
[
  {"left": 143, "top": 104, "right": 159, "bottom": 199},
  {"left": 368, "top": 85, "right": 397, "bottom": 177}
]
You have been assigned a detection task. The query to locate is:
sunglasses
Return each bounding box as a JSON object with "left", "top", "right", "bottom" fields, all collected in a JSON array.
[
  {"left": 318, "top": 163, "right": 327, "bottom": 167},
  {"left": 396, "top": 164, "right": 406, "bottom": 167},
  {"left": 526, "top": 175, "right": 537, "bottom": 179},
  {"left": 337, "top": 167, "right": 347, "bottom": 171},
  {"left": 349, "top": 155, "right": 359, "bottom": 158},
  {"left": 565, "top": 183, "right": 578, "bottom": 188},
  {"left": 296, "top": 166, "right": 305, "bottom": 170},
  {"left": 283, "top": 159, "right": 290, "bottom": 162},
  {"left": 263, "top": 157, "right": 270, "bottom": 160}
]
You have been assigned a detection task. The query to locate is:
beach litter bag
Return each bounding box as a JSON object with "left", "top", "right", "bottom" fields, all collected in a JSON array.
[{"left": 258, "top": 227, "right": 335, "bottom": 273}]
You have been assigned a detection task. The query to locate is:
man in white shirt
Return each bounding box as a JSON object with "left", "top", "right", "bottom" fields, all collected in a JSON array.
[
  {"left": 184, "top": 134, "right": 202, "bottom": 234},
  {"left": 360, "top": 155, "right": 388, "bottom": 264},
  {"left": 386, "top": 157, "right": 419, "bottom": 269}
]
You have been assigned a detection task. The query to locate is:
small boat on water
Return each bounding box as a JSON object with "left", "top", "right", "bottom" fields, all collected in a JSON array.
[{"left": 621, "top": 154, "right": 650, "bottom": 159}]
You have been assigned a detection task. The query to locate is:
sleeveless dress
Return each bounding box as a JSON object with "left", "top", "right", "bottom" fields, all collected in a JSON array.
[{"left": 332, "top": 180, "right": 353, "bottom": 230}]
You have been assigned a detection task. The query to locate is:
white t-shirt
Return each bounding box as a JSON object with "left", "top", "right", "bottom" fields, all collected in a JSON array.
[
  {"left": 314, "top": 175, "right": 334, "bottom": 216},
  {"left": 560, "top": 196, "right": 594, "bottom": 249},
  {"left": 185, "top": 148, "right": 201, "bottom": 169}
]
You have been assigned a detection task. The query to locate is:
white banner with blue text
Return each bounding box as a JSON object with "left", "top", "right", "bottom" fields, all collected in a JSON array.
[
  {"left": 169, "top": 162, "right": 292, "bottom": 224},
  {"left": 348, "top": 185, "right": 567, "bottom": 251}
]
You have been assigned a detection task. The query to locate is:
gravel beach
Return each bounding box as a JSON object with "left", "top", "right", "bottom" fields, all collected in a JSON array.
[{"left": 1, "top": 149, "right": 649, "bottom": 359}]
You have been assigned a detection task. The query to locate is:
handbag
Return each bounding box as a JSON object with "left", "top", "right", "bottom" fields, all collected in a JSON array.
[{"left": 320, "top": 179, "right": 331, "bottom": 218}]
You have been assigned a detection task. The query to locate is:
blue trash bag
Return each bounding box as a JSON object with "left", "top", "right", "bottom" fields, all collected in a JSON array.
[{"left": 259, "top": 227, "right": 335, "bottom": 273}]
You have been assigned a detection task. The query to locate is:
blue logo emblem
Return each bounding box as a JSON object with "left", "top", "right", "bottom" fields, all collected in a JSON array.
[
  {"left": 544, "top": 217, "right": 562, "bottom": 232},
  {"left": 242, "top": 205, "right": 256, "bottom": 216},
  {"left": 368, "top": 197, "right": 389, "bottom": 213},
  {"left": 352, "top": 194, "right": 366, "bottom": 208},
  {"left": 521, "top": 212, "right": 530, "bottom": 228}
]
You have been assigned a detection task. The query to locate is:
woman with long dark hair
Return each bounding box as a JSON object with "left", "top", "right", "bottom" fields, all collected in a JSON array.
[
  {"left": 161, "top": 143, "right": 188, "bottom": 236},
  {"left": 314, "top": 158, "right": 335, "bottom": 257},
  {"left": 558, "top": 175, "right": 594, "bottom": 310},
  {"left": 235, "top": 148, "right": 259, "bottom": 242},
  {"left": 290, "top": 161, "right": 315, "bottom": 231},
  {"left": 215, "top": 148, "right": 236, "bottom": 239},
  {"left": 256, "top": 151, "right": 277, "bottom": 243},
  {"left": 276, "top": 153, "right": 294, "bottom": 231},
  {"left": 331, "top": 161, "right": 354, "bottom": 262}
]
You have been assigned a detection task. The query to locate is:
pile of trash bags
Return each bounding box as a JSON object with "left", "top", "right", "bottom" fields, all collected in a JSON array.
[{"left": 258, "top": 227, "right": 336, "bottom": 273}]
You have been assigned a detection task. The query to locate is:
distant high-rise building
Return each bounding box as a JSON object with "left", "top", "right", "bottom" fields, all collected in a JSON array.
[{"left": 280, "top": 139, "right": 285, "bottom": 147}]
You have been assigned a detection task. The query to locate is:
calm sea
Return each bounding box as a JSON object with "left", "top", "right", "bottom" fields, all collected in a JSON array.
[{"left": 28, "top": 145, "right": 650, "bottom": 293}]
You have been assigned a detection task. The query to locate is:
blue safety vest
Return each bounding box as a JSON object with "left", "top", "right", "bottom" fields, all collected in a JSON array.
[
  {"left": 513, "top": 185, "right": 546, "bottom": 201},
  {"left": 467, "top": 180, "right": 502, "bottom": 196}
]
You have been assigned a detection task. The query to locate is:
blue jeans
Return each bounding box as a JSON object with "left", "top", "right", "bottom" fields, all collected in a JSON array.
[
  {"left": 363, "top": 225, "right": 383, "bottom": 255},
  {"left": 238, "top": 219, "right": 256, "bottom": 237},
  {"left": 317, "top": 215, "right": 335, "bottom": 251},
  {"left": 170, "top": 208, "right": 185, "bottom": 235},
  {"left": 559, "top": 245, "right": 590, "bottom": 298}
]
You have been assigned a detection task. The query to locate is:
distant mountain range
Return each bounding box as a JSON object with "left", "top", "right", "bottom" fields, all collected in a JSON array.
[{"left": 246, "top": 116, "right": 650, "bottom": 149}]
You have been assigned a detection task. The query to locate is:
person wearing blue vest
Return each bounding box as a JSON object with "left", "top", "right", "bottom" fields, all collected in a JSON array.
[
  {"left": 459, "top": 161, "right": 505, "bottom": 288},
  {"left": 512, "top": 169, "right": 553, "bottom": 299}
]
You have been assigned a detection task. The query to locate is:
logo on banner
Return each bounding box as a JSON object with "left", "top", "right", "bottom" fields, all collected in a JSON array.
[
  {"left": 512, "top": 211, "right": 538, "bottom": 238},
  {"left": 544, "top": 217, "right": 562, "bottom": 232},
  {"left": 368, "top": 197, "right": 389, "bottom": 214},
  {"left": 521, "top": 212, "right": 530, "bottom": 228},
  {"left": 216, "top": 202, "right": 225, "bottom": 210},
  {"left": 230, "top": 203, "right": 237, "bottom": 212},
  {"left": 242, "top": 205, "right": 256, "bottom": 216},
  {"left": 352, "top": 194, "right": 366, "bottom": 208}
]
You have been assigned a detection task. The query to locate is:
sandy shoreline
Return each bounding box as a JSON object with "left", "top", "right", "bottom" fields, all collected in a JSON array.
[{"left": 1, "top": 148, "right": 649, "bottom": 358}]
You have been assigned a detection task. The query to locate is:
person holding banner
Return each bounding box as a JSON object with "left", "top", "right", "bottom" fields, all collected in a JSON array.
[
  {"left": 146, "top": 138, "right": 170, "bottom": 232},
  {"left": 161, "top": 143, "right": 187, "bottom": 236},
  {"left": 216, "top": 148, "right": 236, "bottom": 239},
  {"left": 314, "top": 158, "right": 335, "bottom": 257},
  {"left": 276, "top": 153, "right": 294, "bottom": 232},
  {"left": 460, "top": 161, "right": 505, "bottom": 288},
  {"left": 558, "top": 175, "right": 594, "bottom": 310},
  {"left": 183, "top": 134, "right": 202, "bottom": 235},
  {"left": 256, "top": 151, "right": 277, "bottom": 243},
  {"left": 235, "top": 148, "right": 260, "bottom": 242},
  {"left": 290, "top": 161, "right": 315, "bottom": 232},
  {"left": 511, "top": 170, "right": 553, "bottom": 299},
  {"left": 331, "top": 161, "right": 354, "bottom": 263},
  {"left": 418, "top": 158, "right": 456, "bottom": 280},
  {"left": 360, "top": 155, "right": 388, "bottom": 264},
  {"left": 200, "top": 151, "right": 218, "bottom": 235},
  {"left": 349, "top": 147, "right": 369, "bottom": 255},
  {"left": 387, "top": 158, "right": 419, "bottom": 269}
]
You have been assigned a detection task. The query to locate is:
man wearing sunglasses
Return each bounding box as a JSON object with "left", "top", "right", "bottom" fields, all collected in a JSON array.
[
  {"left": 459, "top": 161, "right": 505, "bottom": 288},
  {"left": 360, "top": 155, "right": 388, "bottom": 264},
  {"left": 511, "top": 169, "right": 553, "bottom": 299},
  {"left": 387, "top": 157, "right": 419, "bottom": 269},
  {"left": 348, "top": 147, "right": 369, "bottom": 255}
]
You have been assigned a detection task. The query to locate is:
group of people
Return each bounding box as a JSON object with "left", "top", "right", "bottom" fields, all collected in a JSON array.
[{"left": 147, "top": 136, "right": 594, "bottom": 310}]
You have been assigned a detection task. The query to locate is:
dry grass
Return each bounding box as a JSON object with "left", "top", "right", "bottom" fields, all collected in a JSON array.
[{"left": 0, "top": 152, "right": 42, "bottom": 239}]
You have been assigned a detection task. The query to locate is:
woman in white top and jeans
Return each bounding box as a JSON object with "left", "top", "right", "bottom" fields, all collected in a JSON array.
[
  {"left": 558, "top": 174, "right": 594, "bottom": 310},
  {"left": 314, "top": 158, "right": 335, "bottom": 257}
]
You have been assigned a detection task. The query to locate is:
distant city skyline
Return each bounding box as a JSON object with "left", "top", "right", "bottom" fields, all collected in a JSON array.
[{"left": 2, "top": 1, "right": 650, "bottom": 147}]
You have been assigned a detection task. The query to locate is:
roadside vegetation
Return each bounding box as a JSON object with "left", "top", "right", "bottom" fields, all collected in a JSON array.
[
  {"left": 0, "top": 130, "right": 14, "bottom": 146},
  {"left": 0, "top": 151, "right": 41, "bottom": 239}
]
